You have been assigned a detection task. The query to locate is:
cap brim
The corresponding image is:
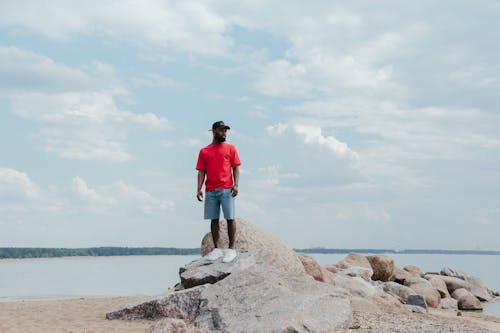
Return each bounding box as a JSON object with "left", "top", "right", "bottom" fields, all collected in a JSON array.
[{"left": 212, "top": 125, "right": 230, "bottom": 130}]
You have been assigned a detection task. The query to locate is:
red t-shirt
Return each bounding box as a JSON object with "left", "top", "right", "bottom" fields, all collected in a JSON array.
[{"left": 196, "top": 143, "right": 241, "bottom": 192}]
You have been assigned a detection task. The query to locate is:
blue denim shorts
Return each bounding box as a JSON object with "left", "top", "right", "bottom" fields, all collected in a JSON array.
[{"left": 204, "top": 188, "right": 235, "bottom": 220}]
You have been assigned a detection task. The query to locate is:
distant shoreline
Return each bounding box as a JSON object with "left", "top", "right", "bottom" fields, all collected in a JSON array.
[{"left": 1, "top": 247, "right": 500, "bottom": 259}]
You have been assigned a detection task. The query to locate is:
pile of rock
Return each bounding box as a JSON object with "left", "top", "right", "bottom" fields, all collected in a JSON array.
[{"left": 106, "top": 219, "right": 499, "bottom": 333}]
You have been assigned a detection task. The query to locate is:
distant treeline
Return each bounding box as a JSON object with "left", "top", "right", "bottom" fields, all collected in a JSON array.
[
  {"left": 1, "top": 247, "right": 499, "bottom": 259},
  {"left": 0, "top": 247, "right": 200, "bottom": 259}
]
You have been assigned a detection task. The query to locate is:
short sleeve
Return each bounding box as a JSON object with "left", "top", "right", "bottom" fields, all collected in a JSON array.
[
  {"left": 231, "top": 146, "right": 241, "bottom": 167},
  {"left": 196, "top": 150, "right": 205, "bottom": 170}
]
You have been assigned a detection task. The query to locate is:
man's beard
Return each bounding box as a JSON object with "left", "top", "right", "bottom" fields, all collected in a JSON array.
[{"left": 214, "top": 134, "right": 226, "bottom": 143}]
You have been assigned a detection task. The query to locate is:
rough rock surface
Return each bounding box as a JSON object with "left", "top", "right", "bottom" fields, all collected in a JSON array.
[
  {"left": 338, "top": 266, "right": 373, "bottom": 281},
  {"left": 439, "top": 297, "right": 458, "bottom": 310},
  {"left": 179, "top": 250, "right": 257, "bottom": 289},
  {"left": 466, "top": 275, "right": 493, "bottom": 302},
  {"left": 441, "top": 267, "right": 467, "bottom": 280},
  {"left": 201, "top": 218, "right": 305, "bottom": 275},
  {"left": 409, "top": 283, "right": 441, "bottom": 308},
  {"left": 428, "top": 276, "right": 451, "bottom": 298},
  {"left": 337, "top": 253, "right": 373, "bottom": 273},
  {"left": 108, "top": 257, "right": 352, "bottom": 332},
  {"left": 382, "top": 282, "right": 427, "bottom": 310},
  {"left": 392, "top": 267, "right": 413, "bottom": 284},
  {"left": 451, "top": 288, "right": 483, "bottom": 310},
  {"left": 366, "top": 255, "right": 395, "bottom": 282},
  {"left": 403, "top": 265, "right": 424, "bottom": 277},
  {"left": 323, "top": 264, "right": 340, "bottom": 274},
  {"left": 425, "top": 274, "right": 472, "bottom": 294},
  {"left": 297, "top": 253, "right": 325, "bottom": 282},
  {"left": 332, "top": 274, "right": 378, "bottom": 298},
  {"left": 403, "top": 276, "right": 432, "bottom": 288}
]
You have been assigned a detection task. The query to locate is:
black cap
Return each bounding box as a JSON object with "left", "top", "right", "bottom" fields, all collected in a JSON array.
[{"left": 211, "top": 121, "right": 230, "bottom": 130}]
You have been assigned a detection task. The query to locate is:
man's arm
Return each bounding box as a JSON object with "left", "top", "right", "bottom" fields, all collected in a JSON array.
[
  {"left": 197, "top": 170, "right": 205, "bottom": 201},
  {"left": 231, "top": 166, "right": 239, "bottom": 197}
]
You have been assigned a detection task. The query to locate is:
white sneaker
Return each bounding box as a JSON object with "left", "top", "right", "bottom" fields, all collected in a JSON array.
[
  {"left": 222, "top": 249, "right": 237, "bottom": 263},
  {"left": 205, "top": 248, "right": 224, "bottom": 261}
]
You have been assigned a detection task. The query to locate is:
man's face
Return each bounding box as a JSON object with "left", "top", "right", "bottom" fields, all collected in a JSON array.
[{"left": 213, "top": 128, "right": 227, "bottom": 142}]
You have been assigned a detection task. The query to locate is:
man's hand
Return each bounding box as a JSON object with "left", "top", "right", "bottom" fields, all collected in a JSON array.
[
  {"left": 231, "top": 185, "right": 239, "bottom": 197},
  {"left": 197, "top": 190, "right": 204, "bottom": 202}
]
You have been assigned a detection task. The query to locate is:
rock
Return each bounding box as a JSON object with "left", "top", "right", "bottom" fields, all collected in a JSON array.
[
  {"left": 179, "top": 250, "right": 257, "bottom": 289},
  {"left": 382, "top": 282, "right": 427, "bottom": 310},
  {"left": 403, "top": 265, "right": 424, "bottom": 277},
  {"left": 366, "top": 255, "right": 395, "bottom": 282},
  {"left": 466, "top": 275, "right": 493, "bottom": 301},
  {"left": 297, "top": 253, "right": 325, "bottom": 282},
  {"left": 323, "top": 265, "right": 340, "bottom": 274},
  {"left": 496, "top": 291, "right": 500, "bottom": 297},
  {"left": 108, "top": 254, "right": 351, "bottom": 332},
  {"left": 424, "top": 274, "right": 471, "bottom": 294},
  {"left": 408, "top": 284, "right": 441, "bottom": 308},
  {"left": 145, "top": 318, "right": 199, "bottom": 333},
  {"left": 337, "top": 253, "right": 373, "bottom": 272},
  {"left": 428, "top": 276, "right": 450, "bottom": 298},
  {"left": 440, "top": 267, "right": 467, "bottom": 280},
  {"left": 320, "top": 267, "right": 334, "bottom": 284},
  {"left": 332, "top": 274, "right": 378, "bottom": 298},
  {"left": 201, "top": 218, "right": 305, "bottom": 275},
  {"left": 350, "top": 293, "right": 406, "bottom": 314},
  {"left": 338, "top": 266, "right": 373, "bottom": 281},
  {"left": 451, "top": 288, "right": 483, "bottom": 310},
  {"left": 403, "top": 276, "right": 432, "bottom": 288},
  {"left": 439, "top": 297, "right": 458, "bottom": 310},
  {"left": 392, "top": 268, "right": 413, "bottom": 284}
]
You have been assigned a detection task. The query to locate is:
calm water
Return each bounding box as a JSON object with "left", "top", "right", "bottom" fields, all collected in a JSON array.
[{"left": 0, "top": 253, "right": 498, "bottom": 316}]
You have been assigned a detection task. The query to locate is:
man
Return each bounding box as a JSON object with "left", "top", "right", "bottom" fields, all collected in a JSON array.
[{"left": 196, "top": 121, "right": 241, "bottom": 262}]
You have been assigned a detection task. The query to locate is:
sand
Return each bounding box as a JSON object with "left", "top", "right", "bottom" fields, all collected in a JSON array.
[
  {"left": 0, "top": 296, "right": 151, "bottom": 333},
  {"left": 1, "top": 295, "right": 500, "bottom": 333}
]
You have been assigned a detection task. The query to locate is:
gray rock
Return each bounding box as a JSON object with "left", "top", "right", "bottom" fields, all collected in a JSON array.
[
  {"left": 338, "top": 266, "right": 373, "bottom": 281},
  {"left": 337, "top": 253, "right": 372, "bottom": 271},
  {"left": 179, "top": 250, "right": 257, "bottom": 289},
  {"left": 439, "top": 297, "right": 458, "bottom": 310},
  {"left": 466, "top": 275, "right": 493, "bottom": 302},
  {"left": 408, "top": 284, "right": 440, "bottom": 308},
  {"left": 392, "top": 267, "right": 413, "bottom": 284},
  {"left": 366, "top": 255, "right": 395, "bottom": 282},
  {"left": 332, "top": 274, "right": 378, "bottom": 298},
  {"left": 108, "top": 256, "right": 351, "bottom": 332},
  {"left": 297, "top": 253, "right": 325, "bottom": 282},
  {"left": 428, "top": 276, "right": 450, "bottom": 298},
  {"left": 201, "top": 218, "right": 305, "bottom": 275},
  {"left": 424, "top": 274, "right": 471, "bottom": 294},
  {"left": 451, "top": 288, "right": 483, "bottom": 310},
  {"left": 403, "top": 276, "right": 432, "bottom": 288},
  {"left": 403, "top": 265, "right": 424, "bottom": 277},
  {"left": 440, "top": 267, "right": 467, "bottom": 280},
  {"left": 382, "top": 282, "right": 427, "bottom": 310}
]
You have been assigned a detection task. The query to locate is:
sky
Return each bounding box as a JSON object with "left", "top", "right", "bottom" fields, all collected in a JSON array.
[{"left": 1, "top": 1, "right": 499, "bottom": 250}]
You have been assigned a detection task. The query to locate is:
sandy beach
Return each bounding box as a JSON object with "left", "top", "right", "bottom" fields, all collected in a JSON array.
[{"left": 1, "top": 295, "right": 500, "bottom": 333}]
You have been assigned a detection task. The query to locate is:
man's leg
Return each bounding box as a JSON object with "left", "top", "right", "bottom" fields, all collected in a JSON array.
[
  {"left": 227, "top": 219, "right": 236, "bottom": 249},
  {"left": 211, "top": 219, "right": 220, "bottom": 248}
]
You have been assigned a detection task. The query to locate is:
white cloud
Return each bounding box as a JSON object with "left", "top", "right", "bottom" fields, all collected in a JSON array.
[
  {"left": 11, "top": 92, "right": 169, "bottom": 161},
  {"left": 0, "top": 168, "right": 40, "bottom": 199},
  {"left": 72, "top": 176, "right": 174, "bottom": 214},
  {"left": 0, "top": 1, "right": 232, "bottom": 56}
]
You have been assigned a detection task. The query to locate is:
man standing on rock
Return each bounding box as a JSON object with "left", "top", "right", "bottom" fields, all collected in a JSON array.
[{"left": 196, "top": 121, "right": 241, "bottom": 263}]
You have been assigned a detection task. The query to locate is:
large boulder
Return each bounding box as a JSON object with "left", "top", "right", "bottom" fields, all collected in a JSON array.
[
  {"left": 145, "top": 318, "right": 199, "bottom": 333},
  {"left": 331, "top": 274, "right": 378, "bottom": 298},
  {"left": 408, "top": 284, "right": 441, "bottom": 308},
  {"left": 439, "top": 297, "right": 458, "bottom": 310},
  {"left": 451, "top": 288, "right": 483, "bottom": 310},
  {"left": 338, "top": 266, "right": 374, "bottom": 281},
  {"left": 403, "top": 265, "right": 424, "bottom": 277},
  {"left": 440, "top": 267, "right": 467, "bottom": 280},
  {"left": 366, "top": 255, "right": 395, "bottom": 282},
  {"left": 403, "top": 276, "right": 432, "bottom": 288},
  {"left": 466, "top": 275, "right": 493, "bottom": 301},
  {"left": 424, "top": 274, "right": 471, "bottom": 294},
  {"left": 392, "top": 267, "right": 413, "bottom": 284},
  {"left": 427, "top": 276, "right": 450, "bottom": 298},
  {"left": 337, "top": 253, "right": 373, "bottom": 272},
  {"left": 201, "top": 219, "right": 305, "bottom": 275},
  {"left": 108, "top": 258, "right": 351, "bottom": 332},
  {"left": 382, "top": 282, "right": 427, "bottom": 310},
  {"left": 296, "top": 253, "right": 326, "bottom": 282}
]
